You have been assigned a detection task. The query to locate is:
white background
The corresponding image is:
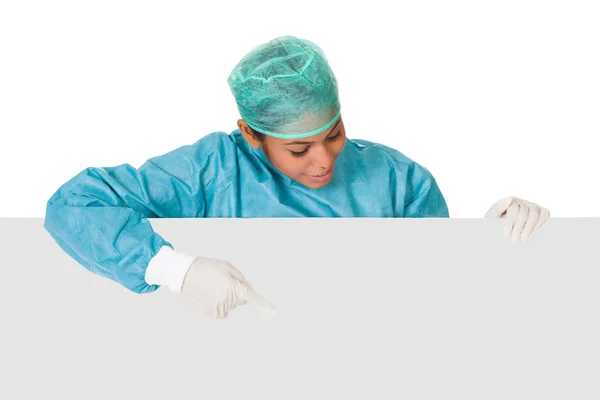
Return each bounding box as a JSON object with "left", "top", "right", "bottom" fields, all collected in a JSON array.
[{"left": 1, "top": 0, "right": 599, "bottom": 218}]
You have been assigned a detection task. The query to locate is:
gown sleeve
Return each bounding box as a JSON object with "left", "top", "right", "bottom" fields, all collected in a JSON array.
[{"left": 43, "top": 132, "right": 236, "bottom": 294}]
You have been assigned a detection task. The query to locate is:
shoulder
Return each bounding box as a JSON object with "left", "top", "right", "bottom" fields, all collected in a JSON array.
[
  {"left": 344, "top": 138, "right": 433, "bottom": 178},
  {"left": 157, "top": 131, "right": 238, "bottom": 157},
  {"left": 142, "top": 130, "right": 242, "bottom": 194},
  {"left": 347, "top": 138, "right": 447, "bottom": 215},
  {"left": 346, "top": 138, "right": 411, "bottom": 160},
  {"left": 146, "top": 131, "right": 241, "bottom": 167}
]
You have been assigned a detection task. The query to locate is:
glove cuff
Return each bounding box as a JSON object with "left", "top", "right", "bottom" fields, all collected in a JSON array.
[{"left": 145, "top": 246, "right": 197, "bottom": 293}]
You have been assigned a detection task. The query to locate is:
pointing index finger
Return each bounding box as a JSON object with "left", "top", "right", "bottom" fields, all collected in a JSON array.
[{"left": 244, "top": 287, "right": 277, "bottom": 316}]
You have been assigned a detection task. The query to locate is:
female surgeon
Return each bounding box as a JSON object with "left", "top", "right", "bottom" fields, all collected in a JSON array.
[{"left": 43, "top": 35, "right": 551, "bottom": 319}]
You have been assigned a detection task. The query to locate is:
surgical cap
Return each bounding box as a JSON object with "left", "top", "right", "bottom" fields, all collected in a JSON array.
[{"left": 227, "top": 35, "right": 341, "bottom": 139}]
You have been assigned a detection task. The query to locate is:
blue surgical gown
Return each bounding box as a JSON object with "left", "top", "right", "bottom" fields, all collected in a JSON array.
[{"left": 44, "top": 129, "right": 449, "bottom": 293}]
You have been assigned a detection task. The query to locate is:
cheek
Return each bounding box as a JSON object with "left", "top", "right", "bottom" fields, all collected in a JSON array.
[
  {"left": 336, "top": 137, "right": 346, "bottom": 153},
  {"left": 270, "top": 151, "right": 309, "bottom": 176},
  {"left": 285, "top": 157, "right": 311, "bottom": 176},
  {"left": 329, "top": 137, "right": 346, "bottom": 158}
]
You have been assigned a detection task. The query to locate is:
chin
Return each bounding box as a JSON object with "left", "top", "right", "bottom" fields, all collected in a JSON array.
[{"left": 301, "top": 178, "right": 333, "bottom": 189}]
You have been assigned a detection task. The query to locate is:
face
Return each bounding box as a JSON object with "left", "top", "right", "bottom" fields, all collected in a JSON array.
[{"left": 239, "top": 117, "right": 346, "bottom": 189}]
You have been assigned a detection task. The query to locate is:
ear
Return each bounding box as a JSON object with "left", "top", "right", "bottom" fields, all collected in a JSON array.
[{"left": 238, "top": 120, "right": 262, "bottom": 149}]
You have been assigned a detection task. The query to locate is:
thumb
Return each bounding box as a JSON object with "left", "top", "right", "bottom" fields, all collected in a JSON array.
[
  {"left": 485, "top": 196, "right": 514, "bottom": 218},
  {"left": 243, "top": 286, "right": 277, "bottom": 316}
]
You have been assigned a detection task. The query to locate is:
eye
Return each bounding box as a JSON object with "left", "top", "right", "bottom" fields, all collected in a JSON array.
[
  {"left": 290, "top": 147, "right": 309, "bottom": 158},
  {"left": 327, "top": 130, "right": 342, "bottom": 141}
]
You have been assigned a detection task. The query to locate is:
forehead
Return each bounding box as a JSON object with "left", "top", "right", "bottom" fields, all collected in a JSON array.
[{"left": 276, "top": 119, "right": 342, "bottom": 145}]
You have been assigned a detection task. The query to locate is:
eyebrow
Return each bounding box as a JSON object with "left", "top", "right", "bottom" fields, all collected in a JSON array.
[{"left": 285, "top": 119, "right": 341, "bottom": 145}]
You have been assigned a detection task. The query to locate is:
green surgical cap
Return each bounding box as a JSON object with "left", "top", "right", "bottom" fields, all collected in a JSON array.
[{"left": 227, "top": 35, "right": 341, "bottom": 139}]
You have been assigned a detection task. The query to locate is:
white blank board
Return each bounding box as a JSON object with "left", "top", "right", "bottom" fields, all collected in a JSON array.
[{"left": 1, "top": 217, "right": 599, "bottom": 399}]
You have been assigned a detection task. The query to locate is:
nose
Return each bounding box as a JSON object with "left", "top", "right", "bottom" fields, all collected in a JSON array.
[{"left": 310, "top": 143, "right": 334, "bottom": 169}]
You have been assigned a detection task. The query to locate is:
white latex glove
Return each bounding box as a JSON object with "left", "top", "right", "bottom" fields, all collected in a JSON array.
[
  {"left": 485, "top": 196, "right": 551, "bottom": 244},
  {"left": 180, "top": 256, "right": 276, "bottom": 319}
]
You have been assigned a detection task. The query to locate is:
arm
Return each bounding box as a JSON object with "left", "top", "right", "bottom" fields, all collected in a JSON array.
[
  {"left": 375, "top": 142, "right": 449, "bottom": 218},
  {"left": 403, "top": 162, "right": 449, "bottom": 218},
  {"left": 43, "top": 133, "right": 235, "bottom": 294}
]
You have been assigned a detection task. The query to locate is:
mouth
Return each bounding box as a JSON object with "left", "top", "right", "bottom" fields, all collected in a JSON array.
[{"left": 307, "top": 167, "right": 333, "bottom": 182}]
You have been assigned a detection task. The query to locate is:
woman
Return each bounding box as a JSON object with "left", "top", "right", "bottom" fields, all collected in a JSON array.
[{"left": 43, "top": 35, "right": 550, "bottom": 318}]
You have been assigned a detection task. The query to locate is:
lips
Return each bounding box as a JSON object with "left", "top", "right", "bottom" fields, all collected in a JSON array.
[{"left": 307, "top": 167, "right": 333, "bottom": 182}]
